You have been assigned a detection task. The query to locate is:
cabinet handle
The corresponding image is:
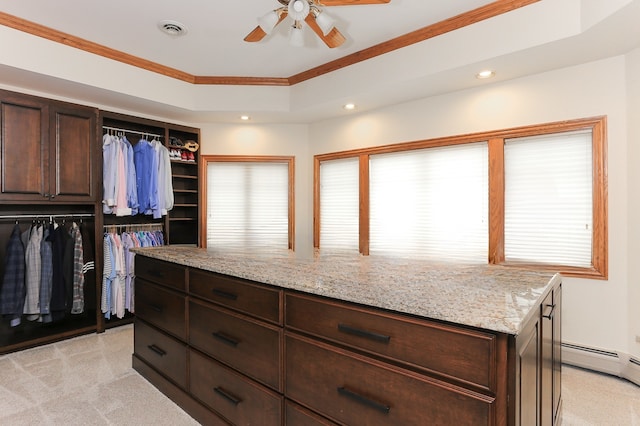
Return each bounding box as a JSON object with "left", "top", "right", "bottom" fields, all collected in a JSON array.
[
  {"left": 149, "top": 304, "right": 163, "bottom": 313},
  {"left": 542, "top": 304, "right": 556, "bottom": 320},
  {"left": 212, "top": 288, "right": 238, "bottom": 301},
  {"left": 338, "top": 323, "right": 391, "bottom": 344},
  {"left": 337, "top": 386, "right": 390, "bottom": 414},
  {"left": 147, "top": 270, "right": 164, "bottom": 278},
  {"left": 214, "top": 387, "right": 242, "bottom": 405},
  {"left": 147, "top": 344, "right": 167, "bottom": 357},
  {"left": 212, "top": 331, "right": 240, "bottom": 347}
]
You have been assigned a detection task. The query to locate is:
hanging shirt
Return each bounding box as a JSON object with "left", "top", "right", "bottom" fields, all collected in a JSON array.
[
  {"left": 122, "top": 137, "right": 139, "bottom": 215},
  {"left": 103, "top": 134, "right": 119, "bottom": 214},
  {"left": 40, "top": 225, "right": 54, "bottom": 323},
  {"left": 70, "top": 223, "right": 85, "bottom": 314},
  {"left": 134, "top": 139, "right": 161, "bottom": 219},
  {"left": 152, "top": 139, "right": 174, "bottom": 215},
  {"left": 24, "top": 224, "right": 43, "bottom": 320},
  {"left": 0, "top": 224, "right": 26, "bottom": 326}
]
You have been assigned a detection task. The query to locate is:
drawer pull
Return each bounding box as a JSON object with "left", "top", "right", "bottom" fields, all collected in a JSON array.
[
  {"left": 147, "top": 270, "right": 165, "bottom": 279},
  {"left": 149, "top": 304, "right": 163, "bottom": 313},
  {"left": 212, "top": 331, "right": 240, "bottom": 347},
  {"left": 338, "top": 323, "right": 391, "bottom": 344},
  {"left": 337, "top": 386, "right": 390, "bottom": 414},
  {"left": 542, "top": 304, "right": 556, "bottom": 320},
  {"left": 214, "top": 387, "right": 242, "bottom": 405},
  {"left": 147, "top": 344, "right": 167, "bottom": 357},
  {"left": 212, "top": 288, "right": 238, "bottom": 301}
]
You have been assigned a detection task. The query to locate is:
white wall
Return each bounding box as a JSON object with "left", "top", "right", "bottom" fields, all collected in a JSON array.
[
  {"left": 197, "top": 123, "right": 313, "bottom": 256},
  {"left": 308, "top": 56, "right": 632, "bottom": 356},
  {"left": 626, "top": 48, "right": 640, "bottom": 358}
]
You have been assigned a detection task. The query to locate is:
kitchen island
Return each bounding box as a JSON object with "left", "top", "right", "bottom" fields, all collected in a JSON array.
[{"left": 131, "top": 246, "right": 562, "bottom": 425}]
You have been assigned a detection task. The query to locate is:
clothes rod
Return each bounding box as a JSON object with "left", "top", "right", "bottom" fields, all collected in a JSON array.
[
  {"left": 0, "top": 213, "right": 95, "bottom": 220},
  {"left": 103, "top": 223, "right": 163, "bottom": 229},
  {"left": 102, "top": 126, "right": 164, "bottom": 139}
]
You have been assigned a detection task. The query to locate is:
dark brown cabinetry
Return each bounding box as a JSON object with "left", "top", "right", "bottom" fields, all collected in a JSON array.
[
  {"left": 0, "top": 89, "right": 100, "bottom": 354},
  {"left": 133, "top": 255, "right": 562, "bottom": 425},
  {"left": 0, "top": 89, "right": 97, "bottom": 202},
  {"left": 516, "top": 283, "right": 563, "bottom": 426}
]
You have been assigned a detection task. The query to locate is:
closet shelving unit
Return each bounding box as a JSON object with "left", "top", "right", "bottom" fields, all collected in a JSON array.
[
  {"left": 98, "top": 111, "right": 201, "bottom": 332},
  {"left": 0, "top": 88, "right": 101, "bottom": 353},
  {"left": 0, "top": 87, "right": 202, "bottom": 354}
]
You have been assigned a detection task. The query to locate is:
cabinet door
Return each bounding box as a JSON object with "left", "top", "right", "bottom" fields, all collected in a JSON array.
[
  {"left": 541, "top": 291, "right": 554, "bottom": 425},
  {"left": 0, "top": 94, "right": 49, "bottom": 200},
  {"left": 517, "top": 314, "right": 540, "bottom": 426},
  {"left": 552, "top": 285, "right": 562, "bottom": 425},
  {"left": 50, "top": 104, "right": 97, "bottom": 201}
]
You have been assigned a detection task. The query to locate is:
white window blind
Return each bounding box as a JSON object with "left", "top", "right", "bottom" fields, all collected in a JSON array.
[
  {"left": 206, "top": 162, "right": 289, "bottom": 249},
  {"left": 369, "top": 142, "right": 488, "bottom": 262},
  {"left": 319, "top": 158, "right": 360, "bottom": 250},
  {"left": 504, "top": 131, "right": 593, "bottom": 267}
]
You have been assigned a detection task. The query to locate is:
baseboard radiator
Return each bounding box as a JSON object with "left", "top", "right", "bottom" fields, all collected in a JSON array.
[{"left": 562, "top": 342, "right": 640, "bottom": 386}]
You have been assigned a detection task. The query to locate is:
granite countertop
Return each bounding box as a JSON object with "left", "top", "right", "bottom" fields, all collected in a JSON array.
[{"left": 132, "top": 246, "right": 561, "bottom": 336}]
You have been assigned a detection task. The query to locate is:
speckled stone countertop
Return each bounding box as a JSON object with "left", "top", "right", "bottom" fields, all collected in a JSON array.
[{"left": 132, "top": 246, "right": 561, "bottom": 336}]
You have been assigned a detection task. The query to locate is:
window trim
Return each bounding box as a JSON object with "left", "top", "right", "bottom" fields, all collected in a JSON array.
[
  {"left": 314, "top": 116, "right": 608, "bottom": 279},
  {"left": 201, "top": 155, "right": 296, "bottom": 250}
]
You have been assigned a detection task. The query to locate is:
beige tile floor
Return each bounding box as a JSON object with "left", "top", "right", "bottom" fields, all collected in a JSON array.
[{"left": 0, "top": 324, "right": 639, "bottom": 425}]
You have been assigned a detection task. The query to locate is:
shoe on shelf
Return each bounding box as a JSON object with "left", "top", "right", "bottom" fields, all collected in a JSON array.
[
  {"left": 188, "top": 151, "right": 195, "bottom": 162},
  {"left": 181, "top": 150, "right": 189, "bottom": 161}
]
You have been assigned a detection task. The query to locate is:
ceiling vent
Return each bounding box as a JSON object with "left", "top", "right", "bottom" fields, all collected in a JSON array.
[{"left": 158, "top": 20, "right": 188, "bottom": 37}]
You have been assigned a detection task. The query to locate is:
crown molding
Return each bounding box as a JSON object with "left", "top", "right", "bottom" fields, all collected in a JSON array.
[{"left": 0, "top": 0, "right": 539, "bottom": 87}]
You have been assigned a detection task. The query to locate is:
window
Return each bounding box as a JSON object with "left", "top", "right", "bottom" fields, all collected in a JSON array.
[
  {"left": 314, "top": 117, "right": 607, "bottom": 278},
  {"left": 504, "top": 131, "right": 593, "bottom": 267},
  {"left": 203, "top": 156, "right": 294, "bottom": 250},
  {"left": 319, "top": 157, "right": 360, "bottom": 251},
  {"left": 369, "top": 143, "right": 488, "bottom": 262}
]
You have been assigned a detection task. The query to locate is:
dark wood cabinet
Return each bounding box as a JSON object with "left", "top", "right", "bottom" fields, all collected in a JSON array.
[
  {"left": 0, "top": 89, "right": 97, "bottom": 202},
  {"left": 516, "top": 283, "right": 563, "bottom": 426},
  {"left": 132, "top": 255, "right": 561, "bottom": 425}
]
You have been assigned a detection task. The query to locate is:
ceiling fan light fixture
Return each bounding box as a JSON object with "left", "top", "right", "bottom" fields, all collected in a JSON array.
[
  {"left": 288, "top": 0, "right": 311, "bottom": 21},
  {"left": 313, "top": 8, "right": 335, "bottom": 36},
  {"left": 258, "top": 10, "right": 281, "bottom": 34},
  {"left": 289, "top": 21, "right": 305, "bottom": 47}
]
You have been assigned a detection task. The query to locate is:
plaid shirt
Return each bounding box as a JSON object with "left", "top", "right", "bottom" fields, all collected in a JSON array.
[
  {"left": 0, "top": 224, "right": 26, "bottom": 325},
  {"left": 40, "top": 226, "right": 54, "bottom": 323},
  {"left": 70, "top": 223, "right": 84, "bottom": 314}
]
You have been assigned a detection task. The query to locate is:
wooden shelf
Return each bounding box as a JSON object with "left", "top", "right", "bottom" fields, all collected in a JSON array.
[{"left": 173, "top": 174, "right": 198, "bottom": 180}]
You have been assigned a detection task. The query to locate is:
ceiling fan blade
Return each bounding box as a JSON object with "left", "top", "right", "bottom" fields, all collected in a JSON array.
[
  {"left": 244, "top": 26, "right": 267, "bottom": 42},
  {"left": 318, "top": 0, "right": 391, "bottom": 6},
  {"left": 305, "top": 15, "right": 346, "bottom": 48},
  {"left": 244, "top": 11, "right": 289, "bottom": 43}
]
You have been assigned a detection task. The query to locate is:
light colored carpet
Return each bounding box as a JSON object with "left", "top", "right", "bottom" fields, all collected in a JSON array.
[
  {"left": 0, "top": 325, "right": 198, "bottom": 426},
  {"left": 1, "top": 325, "right": 639, "bottom": 425}
]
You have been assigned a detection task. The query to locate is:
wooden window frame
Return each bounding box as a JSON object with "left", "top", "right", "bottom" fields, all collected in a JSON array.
[
  {"left": 314, "top": 116, "right": 608, "bottom": 279},
  {"left": 200, "top": 155, "right": 295, "bottom": 251}
]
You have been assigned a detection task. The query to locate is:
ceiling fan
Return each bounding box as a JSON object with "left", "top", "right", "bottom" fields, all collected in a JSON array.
[{"left": 244, "top": 0, "right": 391, "bottom": 48}]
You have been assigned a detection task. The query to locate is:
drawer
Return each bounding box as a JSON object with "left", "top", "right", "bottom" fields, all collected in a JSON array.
[
  {"left": 189, "top": 300, "right": 282, "bottom": 391},
  {"left": 285, "top": 401, "right": 338, "bottom": 426},
  {"left": 136, "top": 256, "right": 186, "bottom": 291},
  {"left": 285, "top": 334, "right": 493, "bottom": 426},
  {"left": 189, "top": 349, "right": 282, "bottom": 426},
  {"left": 286, "top": 292, "right": 497, "bottom": 391},
  {"left": 134, "top": 320, "right": 187, "bottom": 389},
  {"left": 189, "top": 268, "right": 281, "bottom": 324},
  {"left": 136, "top": 279, "right": 186, "bottom": 340}
]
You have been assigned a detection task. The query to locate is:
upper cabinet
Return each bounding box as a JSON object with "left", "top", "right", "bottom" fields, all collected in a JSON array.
[{"left": 0, "top": 89, "right": 98, "bottom": 203}]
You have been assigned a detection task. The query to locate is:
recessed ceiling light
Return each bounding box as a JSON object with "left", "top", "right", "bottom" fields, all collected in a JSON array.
[
  {"left": 476, "top": 70, "right": 495, "bottom": 79},
  {"left": 240, "top": 115, "right": 251, "bottom": 121},
  {"left": 158, "top": 20, "right": 188, "bottom": 37},
  {"left": 343, "top": 103, "right": 356, "bottom": 111}
]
